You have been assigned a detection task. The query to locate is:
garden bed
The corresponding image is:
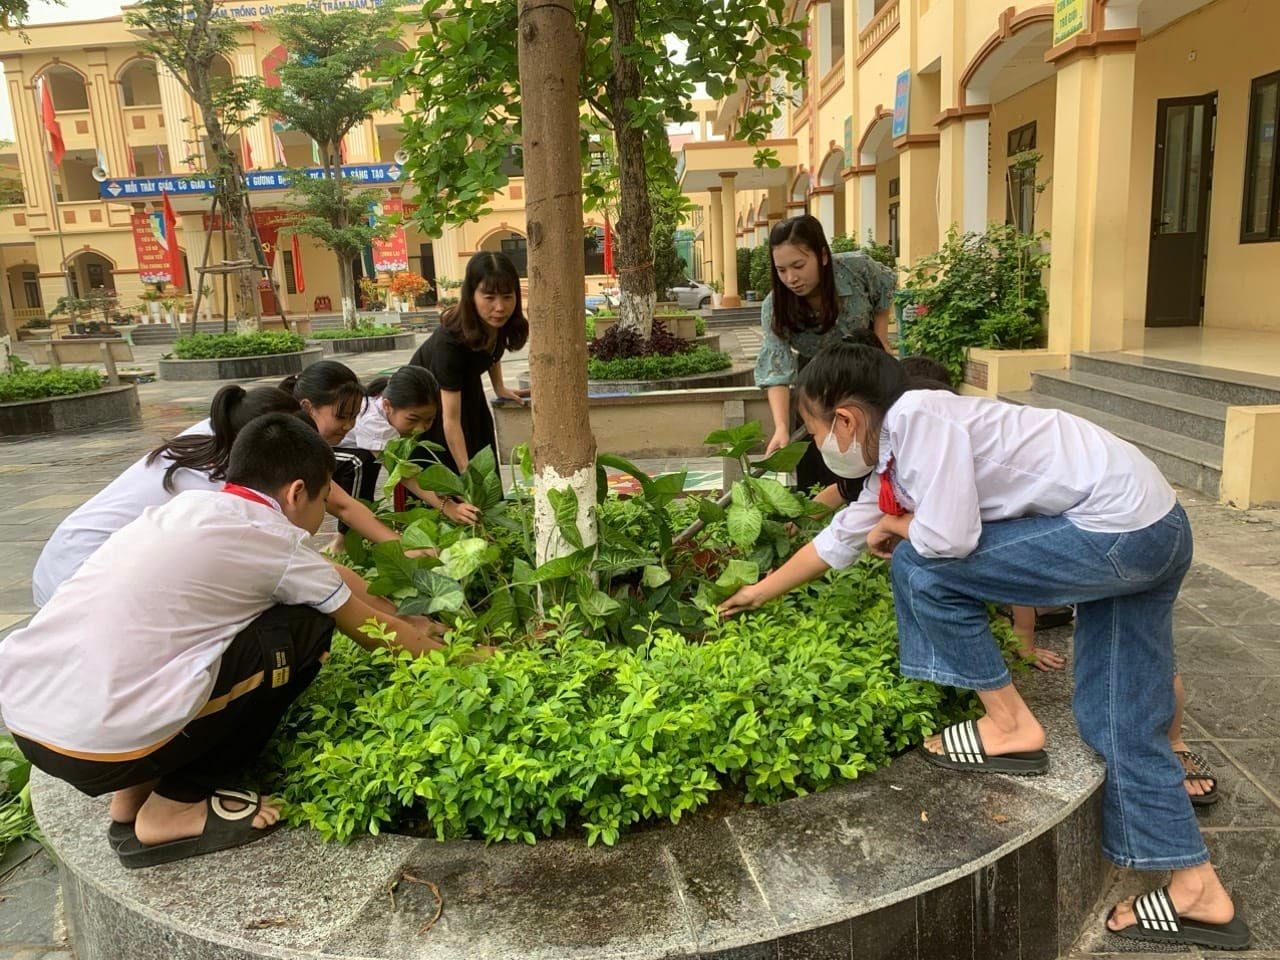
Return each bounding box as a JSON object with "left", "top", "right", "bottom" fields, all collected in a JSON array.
[
  {"left": 159, "top": 348, "right": 323, "bottom": 382},
  {"left": 0, "top": 383, "right": 140, "bottom": 436},
  {"left": 308, "top": 325, "right": 416, "bottom": 356}
]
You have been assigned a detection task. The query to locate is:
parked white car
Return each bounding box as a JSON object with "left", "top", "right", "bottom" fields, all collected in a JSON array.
[{"left": 665, "top": 278, "right": 714, "bottom": 310}]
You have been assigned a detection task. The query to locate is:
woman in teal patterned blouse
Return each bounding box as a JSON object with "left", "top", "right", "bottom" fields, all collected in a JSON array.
[{"left": 755, "top": 214, "right": 897, "bottom": 490}]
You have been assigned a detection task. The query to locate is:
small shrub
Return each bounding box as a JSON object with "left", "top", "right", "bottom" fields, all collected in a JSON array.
[
  {"left": 736, "top": 247, "right": 752, "bottom": 290},
  {"left": 588, "top": 319, "right": 689, "bottom": 361},
  {"left": 0, "top": 736, "right": 39, "bottom": 856},
  {"left": 23, "top": 317, "right": 51, "bottom": 330},
  {"left": 172, "top": 332, "right": 306, "bottom": 360},
  {"left": 695, "top": 314, "right": 707, "bottom": 337},
  {"left": 0, "top": 359, "right": 102, "bottom": 402},
  {"left": 829, "top": 233, "right": 858, "bottom": 254},
  {"left": 588, "top": 346, "right": 731, "bottom": 381},
  {"left": 750, "top": 243, "right": 772, "bottom": 297},
  {"left": 310, "top": 324, "right": 397, "bottom": 341}
]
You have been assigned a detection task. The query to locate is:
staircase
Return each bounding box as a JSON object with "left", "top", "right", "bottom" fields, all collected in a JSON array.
[
  {"left": 1001, "top": 352, "right": 1280, "bottom": 499},
  {"left": 701, "top": 304, "right": 763, "bottom": 329}
]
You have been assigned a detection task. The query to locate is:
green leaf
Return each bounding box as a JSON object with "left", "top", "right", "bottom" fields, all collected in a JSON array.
[
  {"left": 439, "top": 538, "right": 492, "bottom": 581},
  {"left": 716, "top": 558, "right": 760, "bottom": 592},
  {"left": 578, "top": 585, "right": 621, "bottom": 621},
  {"left": 752, "top": 477, "right": 803, "bottom": 519},
  {"left": 751, "top": 440, "right": 809, "bottom": 474},
  {"left": 697, "top": 497, "right": 726, "bottom": 525},
  {"left": 642, "top": 565, "right": 671, "bottom": 589},
  {"left": 726, "top": 504, "right": 764, "bottom": 549},
  {"left": 415, "top": 464, "right": 466, "bottom": 498},
  {"left": 527, "top": 548, "right": 594, "bottom": 585},
  {"left": 343, "top": 528, "right": 369, "bottom": 566},
  {"left": 368, "top": 540, "right": 418, "bottom": 595},
  {"left": 547, "top": 487, "right": 584, "bottom": 550}
]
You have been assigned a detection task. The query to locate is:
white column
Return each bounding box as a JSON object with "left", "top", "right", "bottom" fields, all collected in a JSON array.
[
  {"left": 816, "top": 191, "right": 836, "bottom": 241},
  {"left": 962, "top": 115, "right": 990, "bottom": 234},
  {"left": 719, "top": 173, "right": 740, "bottom": 307},
  {"left": 234, "top": 48, "right": 269, "bottom": 170},
  {"left": 157, "top": 63, "right": 196, "bottom": 172},
  {"left": 859, "top": 175, "right": 876, "bottom": 240}
]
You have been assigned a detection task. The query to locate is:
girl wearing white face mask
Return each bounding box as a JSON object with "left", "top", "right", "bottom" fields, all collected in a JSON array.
[{"left": 720, "top": 343, "right": 1250, "bottom": 952}]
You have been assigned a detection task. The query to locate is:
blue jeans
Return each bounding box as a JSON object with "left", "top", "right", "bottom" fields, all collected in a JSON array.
[{"left": 890, "top": 504, "right": 1205, "bottom": 871}]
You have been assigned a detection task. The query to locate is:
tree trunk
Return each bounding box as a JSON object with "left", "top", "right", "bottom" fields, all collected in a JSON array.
[
  {"left": 518, "top": 0, "right": 597, "bottom": 567},
  {"left": 189, "top": 71, "right": 259, "bottom": 330},
  {"left": 337, "top": 253, "right": 356, "bottom": 327},
  {"left": 327, "top": 145, "right": 359, "bottom": 328},
  {"left": 606, "top": 0, "right": 655, "bottom": 339}
]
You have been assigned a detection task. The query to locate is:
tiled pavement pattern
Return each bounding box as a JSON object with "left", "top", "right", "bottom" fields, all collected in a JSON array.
[{"left": 1, "top": 331, "right": 1278, "bottom": 959}]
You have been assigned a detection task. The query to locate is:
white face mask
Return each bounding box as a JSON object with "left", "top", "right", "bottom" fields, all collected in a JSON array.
[{"left": 819, "top": 416, "right": 874, "bottom": 479}]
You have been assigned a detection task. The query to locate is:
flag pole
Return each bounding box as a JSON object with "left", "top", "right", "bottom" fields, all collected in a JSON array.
[{"left": 33, "top": 80, "right": 75, "bottom": 303}]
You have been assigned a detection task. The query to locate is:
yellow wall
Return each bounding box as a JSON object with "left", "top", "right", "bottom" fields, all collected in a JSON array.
[
  {"left": 986, "top": 75, "right": 1057, "bottom": 231},
  {"left": 1124, "top": 0, "right": 1280, "bottom": 333}
]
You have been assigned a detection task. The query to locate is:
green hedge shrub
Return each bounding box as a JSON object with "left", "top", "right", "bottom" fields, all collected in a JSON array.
[
  {"left": 310, "top": 324, "right": 397, "bottom": 341},
  {"left": 587, "top": 346, "right": 731, "bottom": 381},
  {"left": 172, "top": 332, "right": 306, "bottom": 360},
  {"left": 0, "top": 363, "right": 102, "bottom": 402}
]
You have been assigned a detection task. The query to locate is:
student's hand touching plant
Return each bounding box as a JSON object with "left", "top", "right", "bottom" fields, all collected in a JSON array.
[
  {"left": 765, "top": 426, "right": 791, "bottom": 456},
  {"left": 718, "top": 583, "right": 767, "bottom": 616},
  {"left": 404, "top": 547, "right": 439, "bottom": 559},
  {"left": 1026, "top": 646, "right": 1067, "bottom": 671},
  {"left": 442, "top": 499, "right": 482, "bottom": 526}
]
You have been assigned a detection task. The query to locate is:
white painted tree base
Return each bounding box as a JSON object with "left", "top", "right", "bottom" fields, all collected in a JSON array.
[{"left": 533, "top": 464, "right": 598, "bottom": 566}]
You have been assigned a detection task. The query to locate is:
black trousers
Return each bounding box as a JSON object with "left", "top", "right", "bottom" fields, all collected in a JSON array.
[
  {"left": 332, "top": 447, "right": 380, "bottom": 531},
  {"left": 14, "top": 605, "right": 334, "bottom": 803}
]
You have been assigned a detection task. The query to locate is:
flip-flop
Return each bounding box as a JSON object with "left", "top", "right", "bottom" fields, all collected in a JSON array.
[
  {"left": 1175, "top": 748, "right": 1221, "bottom": 808},
  {"left": 107, "top": 820, "right": 135, "bottom": 848},
  {"left": 115, "top": 789, "right": 281, "bottom": 870},
  {"left": 918, "top": 719, "right": 1049, "bottom": 776},
  {"left": 1109, "top": 885, "right": 1250, "bottom": 950}
]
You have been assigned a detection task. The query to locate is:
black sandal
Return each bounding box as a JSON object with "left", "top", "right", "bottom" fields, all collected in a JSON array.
[
  {"left": 1109, "top": 885, "right": 1250, "bottom": 950},
  {"left": 918, "top": 719, "right": 1049, "bottom": 776},
  {"left": 115, "top": 788, "right": 281, "bottom": 870},
  {"left": 1175, "top": 749, "right": 1221, "bottom": 807},
  {"left": 107, "top": 820, "right": 134, "bottom": 848}
]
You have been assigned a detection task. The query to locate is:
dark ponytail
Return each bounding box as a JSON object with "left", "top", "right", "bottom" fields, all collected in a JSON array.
[
  {"left": 282, "top": 360, "right": 364, "bottom": 421},
  {"left": 367, "top": 366, "right": 440, "bottom": 410},
  {"left": 147, "top": 385, "right": 301, "bottom": 491}
]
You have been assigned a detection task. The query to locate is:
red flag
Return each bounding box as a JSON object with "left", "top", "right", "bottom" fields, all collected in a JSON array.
[
  {"left": 40, "top": 79, "right": 65, "bottom": 166},
  {"left": 603, "top": 217, "right": 614, "bottom": 276},
  {"left": 291, "top": 232, "right": 305, "bottom": 293},
  {"left": 338, "top": 137, "right": 347, "bottom": 164},
  {"left": 242, "top": 136, "right": 254, "bottom": 170},
  {"left": 162, "top": 191, "right": 183, "bottom": 290}
]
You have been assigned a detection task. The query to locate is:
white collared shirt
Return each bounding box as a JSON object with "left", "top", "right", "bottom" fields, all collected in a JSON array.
[
  {"left": 0, "top": 489, "right": 350, "bottom": 756},
  {"left": 338, "top": 396, "right": 401, "bottom": 453},
  {"left": 812, "top": 391, "right": 1176, "bottom": 567},
  {"left": 32, "top": 419, "right": 217, "bottom": 607}
]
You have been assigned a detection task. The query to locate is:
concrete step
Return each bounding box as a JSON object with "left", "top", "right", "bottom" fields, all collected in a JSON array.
[
  {"left": 1071, "top": 351, "right": 1280, "bottom": 407},
  {"left": 703, "top": 306, "right": 762, "bottom": 329},
  {"left": 1030, "top": 368, "right": 1228, "bottom": 446},
  {"left": 1000, "top": 389, "right": 1222, "bottom": 499}
]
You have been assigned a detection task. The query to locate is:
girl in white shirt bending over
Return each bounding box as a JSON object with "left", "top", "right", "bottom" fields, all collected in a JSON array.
[{"left": 720, "top": 344, "right": 1249, "bottom": 951}]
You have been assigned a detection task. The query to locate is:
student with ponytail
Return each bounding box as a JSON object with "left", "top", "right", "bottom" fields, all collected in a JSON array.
[
  {"left": 721, "top": 343, "right": 1249, "bottom": 951},
  {"left": 32, "top": 385, "right": 299, "bottom": 606}
]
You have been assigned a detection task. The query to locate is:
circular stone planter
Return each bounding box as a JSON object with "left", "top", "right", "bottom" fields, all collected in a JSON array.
[
  {"left": 0, "top": 383, "right": 141, "bottom": 437},
  {"left": 35, "top": 658, "right": 1108, "bottom": 960},
  {"left": 309, "top": 332, "right": 416, "bottom": 356},
  {"left": 158, "top": 348, "right": 323, "bottom": 382}
]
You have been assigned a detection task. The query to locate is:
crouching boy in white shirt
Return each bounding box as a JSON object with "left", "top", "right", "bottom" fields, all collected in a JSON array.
[{"left": 0, "top": 413, "right": 444, "bottom": 869}]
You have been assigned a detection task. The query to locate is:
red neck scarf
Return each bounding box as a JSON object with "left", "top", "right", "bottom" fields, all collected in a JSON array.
[
  {"left": 878, "top": 457, "right": 908, "bottom": 517},
  {"left": 222, "top": 483, "right": 278, "bottom": 511}
]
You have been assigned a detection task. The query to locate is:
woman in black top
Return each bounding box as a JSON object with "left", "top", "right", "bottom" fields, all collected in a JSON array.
[{"left": 409, "top": 252, "right": 529, "bottom": 522}]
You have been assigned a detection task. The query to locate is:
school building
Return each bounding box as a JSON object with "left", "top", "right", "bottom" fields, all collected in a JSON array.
[
  {"left": 679, "top": 0, "right": 1280, "bottom": 506},
  {"left": 0, "top": 5, "right": 634, "bottom": 337}
]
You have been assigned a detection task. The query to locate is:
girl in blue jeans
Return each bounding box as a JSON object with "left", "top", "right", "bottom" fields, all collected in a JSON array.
[{"left": 720, "top": 344, "right": 1249, "bottom": 951}]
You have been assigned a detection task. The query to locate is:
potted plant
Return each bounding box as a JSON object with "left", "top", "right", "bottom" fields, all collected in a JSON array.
[
  {"left": 437, "top": 277, "right": 462, "bottom": 308},
  {"left": 708, "top": 279, "right": 723, "bottom": 309},
  {"left": 18, "top": 317, "right": 52, "bottom": 341},
  {"left": 387, "top": 272, "right": 428, "bottom": 315}
]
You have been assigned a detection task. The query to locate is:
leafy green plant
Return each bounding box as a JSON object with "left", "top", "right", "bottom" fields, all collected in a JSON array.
[
  {"left": 266, "top": 420, "right": 1024, "bottom": 846},
  {"left": 736, "top": 247, "right": 753, "bottom": 293},
  {"left": 588, "top": 347, "right": 731, "bottom": 381},
  {"left": 0, "top": 736, "right": 39, "bottom": 857},
  {"left": 695, "top": 314, "right": 707, "bottom": 337},
  {"left": 829, "top": 233, "right": 858, "bottom": 254},
  {"left": 172, "top": 332, "right": 306, "bottom": 359},
  {"left": 750, "top": 243, "right": 772, "bottom": 298},
  {"left": 309, "top": 324, "right": 397, "bottom": 341},
  {"left": 0, "top": 357, "right": 102, "bottom": 402},
  {"left": 900, "top": 223, "right": 1049, "bottom": 382}
]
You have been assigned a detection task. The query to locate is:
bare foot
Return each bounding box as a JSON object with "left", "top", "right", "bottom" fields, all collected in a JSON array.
[
  {"left": 108, "top": 780, "right": 157, "bottom": 825},
  {"left": 134, "top": 792, "right": 280, "bottom": 847},
  {"left": 923, "top": 711, "right": 1046, "bottom": 758},
  {"left": 1107, "top": 862, "right": 1235, "bottom": 931},
  {"left": 1171, "top": 740, "right": 1214, "bottom": 798}
]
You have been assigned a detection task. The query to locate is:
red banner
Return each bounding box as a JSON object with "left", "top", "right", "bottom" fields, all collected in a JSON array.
[
  {"left": 203, "top": 210, "right": 295, "bottom": 268},
  {"left": 131, "top": 211, "right": 173, "bottom": 284},
  {"left": 371, "top": 197, "right": 408, "bottom": 274}
]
